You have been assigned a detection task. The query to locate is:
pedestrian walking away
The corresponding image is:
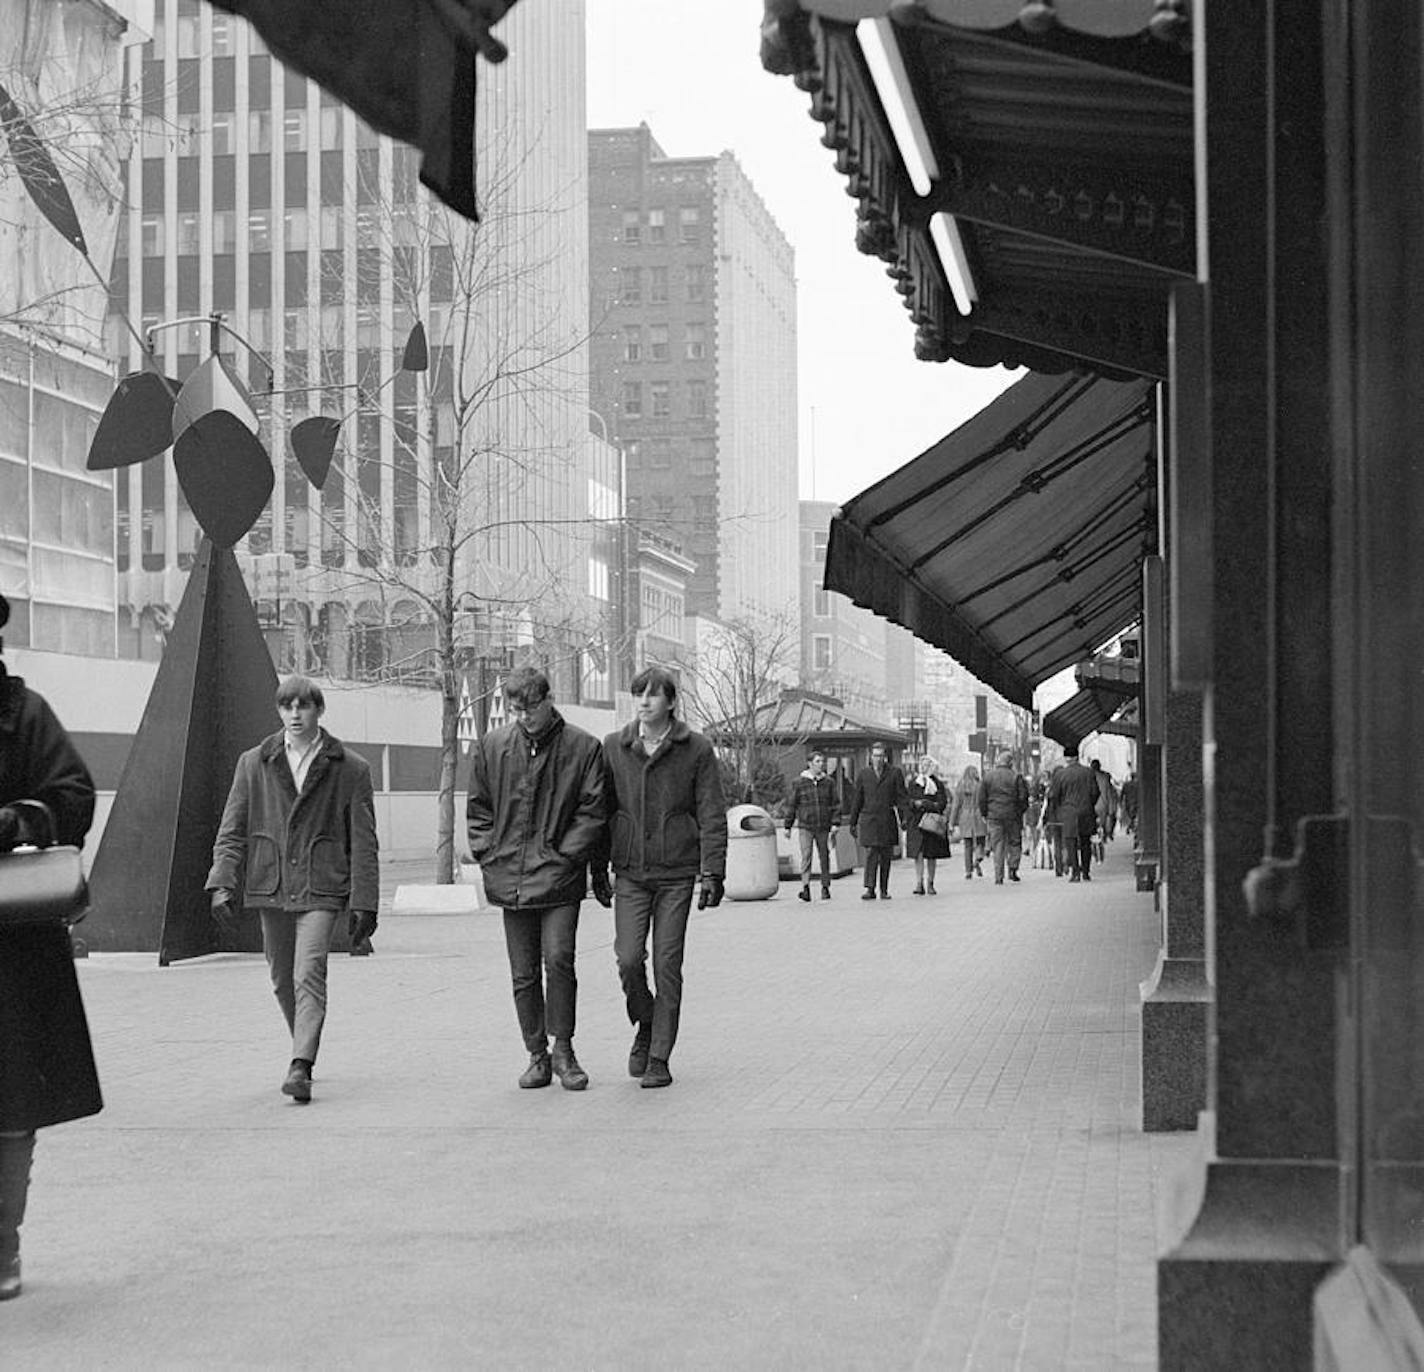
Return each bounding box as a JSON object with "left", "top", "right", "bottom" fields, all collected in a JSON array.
[
  {"left": 978, "top": 750, "right": 1030, "bottom": 884},
  {"left": 847, "top": 742, "right": 908, "bottom": 900},
  {"left": 1047, "top": 746, "right": 1099, "bottom": 882},
  {"left": 0, "top": 593, "right": 102, "bottom": 1301},
  {"left": 591, "top": 667, "right": 727, "bottom": 1089},
  {"left": 467, "top": 666, "right": 606, "bottom": 1093},
  {"left": 783, "top": 749, "right": 839, "bottom": 901},
  {"left": 948, "top": 764, "right": 988, "bottom": 880},
  {"left": 208, "top": 675, "right": 380, "bottom": 1104},
  {"left": 904, "top": 755, "right": 950, "bottom": 894}
]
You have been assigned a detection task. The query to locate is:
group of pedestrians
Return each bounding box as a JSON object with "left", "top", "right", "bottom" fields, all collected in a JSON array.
[
  {"left": 1037, "top": 747, "right": 1116, "bottom": 882},
  {"left": 208, "top": 664, "right": 728, "bottom": 1106}
]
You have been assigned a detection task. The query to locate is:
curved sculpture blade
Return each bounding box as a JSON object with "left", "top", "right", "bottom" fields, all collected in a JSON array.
[
  {"left": 0, "top": 81, "right": 88, "bottom": 256},
  {"left": 173, "top": 411, "right": 274, "bottom": 549},
  {"left": 87, "top": 371, "right": 180, "bottom": 470},
  {"left": 290, "top": 416, "right": 340, "bottom": 489}
]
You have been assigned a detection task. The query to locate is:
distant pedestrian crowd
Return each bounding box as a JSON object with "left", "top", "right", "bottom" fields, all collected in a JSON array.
[{"left": 1, "top": 615, "right": 1133, "bottom": 1302}]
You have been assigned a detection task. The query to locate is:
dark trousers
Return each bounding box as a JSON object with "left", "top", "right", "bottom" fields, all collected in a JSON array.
[
  {"left": 502, "top": 903, "right": 579, "bottom": 1053},
  {"left": 614, "top": 878, "right": 694, "bottom": 1061},
  {"left": 863, "top": 845, "right": 893, "bottom": 893},
  {"left": 962, "top": 835, "right": 983, "bottom": 875},
  {"left": 986, "top": 817, "right": 1023, "bottom": 879},
  {"left": 1067, "top": 831, "right": 1094, "bottom": 878}
]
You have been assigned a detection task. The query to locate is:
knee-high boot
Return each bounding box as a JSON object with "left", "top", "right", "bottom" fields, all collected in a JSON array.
[{"left": 0, "top": 1130, "right": 35, "bottom": 1298}]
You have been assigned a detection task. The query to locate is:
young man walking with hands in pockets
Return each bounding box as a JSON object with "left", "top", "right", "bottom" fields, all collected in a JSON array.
[
  {"left": 590, "top": 667, "right": 726, "bottom": 1089},
  {"left": 467, "top": 666, "right": 606, "bottom": 1092}
]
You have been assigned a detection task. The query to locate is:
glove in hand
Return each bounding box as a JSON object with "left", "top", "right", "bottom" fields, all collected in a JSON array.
[
  {"left": 697, "top": 874, "right": 724, "bottom": 910},
  {"left": 590, "top": 869, "right": 614, "bottom": 908},
  {"left": 210, "top": 888, "right": 239, "bottom": 932},
  {"left": 349, "top": 909, "right": 378, "bottom": 943}
]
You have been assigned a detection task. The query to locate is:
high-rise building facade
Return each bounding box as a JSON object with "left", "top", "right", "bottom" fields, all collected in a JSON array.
[
  {"left": 588, "top": 125, "right": 799, "bottom": 631},
  {"left": 0, "top": 0, "right": 152, "bottom": 657},
  {"left": 107, "top": 0, "right": 600, "bottom": 700}
]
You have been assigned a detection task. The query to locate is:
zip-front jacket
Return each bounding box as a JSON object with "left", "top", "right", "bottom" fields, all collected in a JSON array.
[
  {"left": 207, "top": 729, "right": 379, "bottom": 914},
  {"left": 784, "top": 769, "right": 840, "bottom": 835},
  {"left": 465, "top": 709, "right": 605, "bottom": 910},
  {"left": 596, "top": 719, "right": 727, "bottom": 884}
]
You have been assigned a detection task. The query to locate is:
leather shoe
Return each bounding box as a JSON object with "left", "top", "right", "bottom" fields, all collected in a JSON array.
[
  {"left": 912, "top": 883, "right": 925, "bottom": 895},
  {"left": 861, "top": 890, "right": 876, "bottom": 901},
  {"left": 0, "top": 1255, "right": 20, "bottom": 1301},
  {"left": 519, "top": 1051, "right": 552, "bottom": 1089},
  {"left": 797, "top": 887, "right": 812, "bottom": 902},
  {"left": 628, "top": 1027, "right": 652, "bottom": 1078},
  {"left": 1069, "top": 874, "right": 1082, "bottom": 883},
  {"left": 281, "top": 1061, "right": 312, "bottom": 1103},
  {"left": 821, "top": 887, "right": 831, "bottom": 899},
  {"left": 1009, "top": 873, "right": 1021, "bottom": 883},
  {"left": 551, "top": 1045, "right": 588, "bottom": 1091},
  {"left": 641, "top": 1057, "right": 673, "bottom": 1088}
]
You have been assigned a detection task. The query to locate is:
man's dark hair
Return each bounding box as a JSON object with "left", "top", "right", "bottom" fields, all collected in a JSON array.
[
  {"left": 276, "top": 675, "right": 325, "bottom": 710},
  {"left": 502, "top": 665, "right": 551, "bottom": 708},
  {"left": 1090, "top": 758, "right": 1101, "bottom": 771},
  {"left": 1064, "top": 746, "right": 1080, "bottom": 759},
  {"left": 808, "top": 749, "right": 825, "bottom": 761},
  {"left": 630, "top": 665, "right": 678, "bottom": 705}
]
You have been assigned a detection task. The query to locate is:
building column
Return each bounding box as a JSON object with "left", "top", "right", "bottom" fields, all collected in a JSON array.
[{"left": 1140, "top": 688, "right": 1209, "bottom": 1131}]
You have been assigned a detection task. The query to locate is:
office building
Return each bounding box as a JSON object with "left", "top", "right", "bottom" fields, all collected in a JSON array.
[{"left": 588, "top": 124, "right": 799, "bottom": 631}]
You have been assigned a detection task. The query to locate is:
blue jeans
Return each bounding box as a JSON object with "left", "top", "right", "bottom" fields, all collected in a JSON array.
[
  {"left": 502, "top": 904, "right": 580, "bottom": 1053},
  {"left": 613, "top": 878, "right": 694, "bottom": 1061},
  {"left": 260, "top": 908, "right": 340, "bottom": 1063}
]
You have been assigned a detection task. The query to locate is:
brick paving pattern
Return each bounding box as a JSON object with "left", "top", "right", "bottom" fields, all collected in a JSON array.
[{"left": 2, "top": 840, "right": 1197, "bottom": 1369}]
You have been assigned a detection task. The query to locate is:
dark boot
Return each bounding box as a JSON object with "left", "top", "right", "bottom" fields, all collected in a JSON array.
[
  {"left": 628, "top": 1025, "right": 653, "bottom": 1078},
  {"left": 0, "top": 1132, "right": 35, "bottom": 1301},
  {"left": 551, "top": 1041, "right": 589, "bottom": 1091},
  {"left": 519, "top": 1050, "right": 553, "bottom": 1089},
  {"left": 641, "top": 1057, "right": 673, "bottom": 1089}
]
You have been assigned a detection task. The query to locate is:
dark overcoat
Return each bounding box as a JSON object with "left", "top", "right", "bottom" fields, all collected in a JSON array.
[
  {"left": 466, "top": 710, "right": 606, "bottom": 909},
  {"left": 847, "top": 762, "right": 908, "bottom": 849},
  {"left": 598, "top": 719, "right": 727, "bottom": 885},
  {"left": 1049, "top": 761, "right": 1100, "bottom": 838},
  {"left": 0, "top": 667, "right": 103, "bottom": 1132},
  {"left": 905, "top": 774, "right": 951, "bottom": 860}
]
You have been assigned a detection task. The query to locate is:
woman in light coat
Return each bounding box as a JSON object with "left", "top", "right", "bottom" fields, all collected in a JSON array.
[{"left": 948, "top": 764, "right": 988, "bottom": 879}]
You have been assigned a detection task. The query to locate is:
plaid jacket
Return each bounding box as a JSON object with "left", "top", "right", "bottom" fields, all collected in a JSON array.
[{"left": 784, "top": 770, "right": 840, "bottom": 834}]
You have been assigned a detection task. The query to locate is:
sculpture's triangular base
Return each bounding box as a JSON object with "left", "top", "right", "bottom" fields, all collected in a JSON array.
[{"left": 85, "top": 538, "right": 278, "bottom": 961}]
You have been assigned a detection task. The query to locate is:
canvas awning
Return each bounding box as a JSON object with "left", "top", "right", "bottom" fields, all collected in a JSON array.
[
  {"left": 824, "top": 371, "right": 1156, "bottom": 709},
  {"left": 1042, "top": 650, "right": 1140, "bottom": 746}
]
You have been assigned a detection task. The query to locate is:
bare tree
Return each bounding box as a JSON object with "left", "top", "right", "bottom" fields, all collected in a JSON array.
[
  {"left": 298, "top": 136, "right": 610, "bottom": 884},
  {"left": 683, "top": 611, "right": 803, "bottom": 807}
]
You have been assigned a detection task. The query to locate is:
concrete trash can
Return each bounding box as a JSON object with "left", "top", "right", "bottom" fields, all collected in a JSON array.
[{"left": 724, "top": 804, "right": 780, "bottom": 901}]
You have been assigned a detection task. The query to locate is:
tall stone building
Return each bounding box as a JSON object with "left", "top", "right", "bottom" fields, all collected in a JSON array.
[
  {"left": 588, "top": 125, "right": 799, "bottom": 632},
  {"left": 107, "top": 0, "right": 603, "bottom": 702}
]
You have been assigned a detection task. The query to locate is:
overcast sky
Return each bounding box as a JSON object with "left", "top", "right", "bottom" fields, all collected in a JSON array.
[{"left": 585, "top": 0, "right": 1017, "bottom": 509}]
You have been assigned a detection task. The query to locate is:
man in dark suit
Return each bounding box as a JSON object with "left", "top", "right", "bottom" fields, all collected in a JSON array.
[
  {"left": 1047, "top": 746, "right": 1099, "bottom": 882},
  {"left": 847, "top": 742, "right": 908, "bottom": 901}
]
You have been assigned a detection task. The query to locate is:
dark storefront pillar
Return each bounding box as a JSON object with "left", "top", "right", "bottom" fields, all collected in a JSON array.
[
  {"left": 1140, "top": 688, "right": 1208, "bottom": 1132},
  {"left": 1157, "top": 3, "right": 1342, "bottom": 1365}
]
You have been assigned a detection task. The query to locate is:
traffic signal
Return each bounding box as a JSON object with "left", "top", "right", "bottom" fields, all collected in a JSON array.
[{"left": 975, "top": 694, "right": 988, "bottom": 729}]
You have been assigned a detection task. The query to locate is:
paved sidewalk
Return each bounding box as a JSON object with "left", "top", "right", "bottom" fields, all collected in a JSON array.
[{"left": 5, "top": 840, "right": 1198, "bottom": 1370}]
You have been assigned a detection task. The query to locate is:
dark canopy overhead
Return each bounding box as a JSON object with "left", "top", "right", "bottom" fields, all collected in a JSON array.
[
  {"left": 762, "top": 1, "right": 1194, "bottom": 377},
  {"left": 824, "top": 371, "right": 1156, "bottom": 708},
  {"left": 1043, "top": 647, "right": 1140, "bottom": 745}
]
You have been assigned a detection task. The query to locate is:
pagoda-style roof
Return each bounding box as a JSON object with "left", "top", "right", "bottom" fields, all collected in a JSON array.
[{"left": 706, "top": 689, "right": 910, "bottom": 750}]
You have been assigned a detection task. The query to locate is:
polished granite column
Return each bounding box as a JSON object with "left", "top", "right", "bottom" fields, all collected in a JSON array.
[{"left": 1140, "top": 688, "right": 1209, "bottom": 1132}]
